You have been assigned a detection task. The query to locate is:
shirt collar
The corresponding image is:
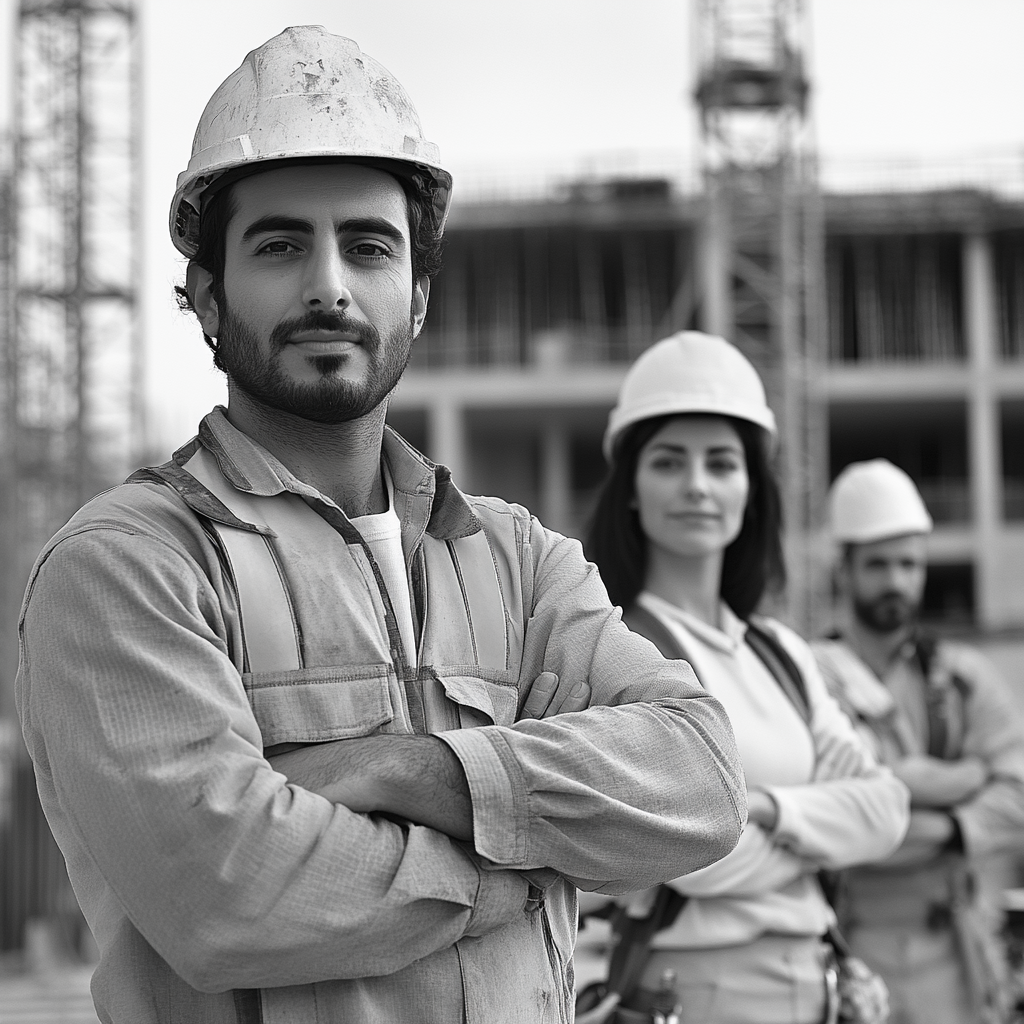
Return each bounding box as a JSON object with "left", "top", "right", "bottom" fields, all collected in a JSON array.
[
  {"left": 174, "top": 406, "right": 480, "bottom": 541},
  {"left": 637, "top": 591, "right": 747, "bottom": 654}
]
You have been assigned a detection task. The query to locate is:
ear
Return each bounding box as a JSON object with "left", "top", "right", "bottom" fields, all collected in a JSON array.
[
  {"left": 411, "top": 275, "right": 430, "bottom": 339},
  {"left": 187, "top": 262, "right": 221, "bottom": 338}
]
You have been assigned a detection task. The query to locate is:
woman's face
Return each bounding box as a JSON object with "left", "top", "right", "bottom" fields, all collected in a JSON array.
[{"left": 633, "top": 416, "right": 750, "bottom": 561}]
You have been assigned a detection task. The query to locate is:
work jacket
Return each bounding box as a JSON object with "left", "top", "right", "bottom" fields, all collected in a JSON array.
[
  {"left": 17, "top": 408, "right": 745, "bottom": 1024},
  {"left": 813, "top": 634, "right": 1024, "bottom": 1020}
]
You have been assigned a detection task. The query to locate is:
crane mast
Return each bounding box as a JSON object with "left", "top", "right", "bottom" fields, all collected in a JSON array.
[
  {"left": 0, "top": 0, "right": 141, "bottom": 952},
  {"left": 693, "top": 0, "right": 826, "bottom": 628}
]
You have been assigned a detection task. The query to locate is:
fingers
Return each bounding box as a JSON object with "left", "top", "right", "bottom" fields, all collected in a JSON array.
[
  {"left": 555, "top": 679, "right": 591, "bottom": 716},
  {"left": 521, "top": 671, "right": 560, "bottom": 718},
  {"left": 521, "top": 673, "right": 592, "bottom": 719}
]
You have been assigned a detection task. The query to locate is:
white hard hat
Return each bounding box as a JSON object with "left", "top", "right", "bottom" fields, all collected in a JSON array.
[
  {"left": 170, "top": 26, "right": 452, "bottom": 257},
  {"left": 603, "top": 331, "right": 777, "bottom": 460},
  {"left": 828, "top": 459, "right": 933, "bottom": 544}
]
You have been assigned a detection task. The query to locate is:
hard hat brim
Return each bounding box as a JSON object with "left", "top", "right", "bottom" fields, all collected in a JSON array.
[{"left": 170, "top": 154, "right": 452, "bottom": 259}]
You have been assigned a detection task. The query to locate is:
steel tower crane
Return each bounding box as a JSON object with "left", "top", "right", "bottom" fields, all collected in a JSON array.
[
  {"left": 693, "top": 0, "right": 826, "bottom": 628},
  {"left": 1, "top": 0, "right": 141, "bottom": 953}
]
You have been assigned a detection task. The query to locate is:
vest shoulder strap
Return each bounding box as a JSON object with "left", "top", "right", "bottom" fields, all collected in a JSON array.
[
  {"left": 180, "top": 446, "right": 302, "bottom": 674},
  {"left": 443, "top": 531, "right": 509, "bottom": 670},
  {"left": 622, "top": 603, "right": 810, "bottom": 722}
]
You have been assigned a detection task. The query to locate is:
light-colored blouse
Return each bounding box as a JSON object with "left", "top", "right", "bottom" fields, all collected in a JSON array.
[{"left": 633, "top": 592, "right": 910, "bottom": 950}]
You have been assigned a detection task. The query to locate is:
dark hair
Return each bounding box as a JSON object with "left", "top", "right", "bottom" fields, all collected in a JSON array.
[
  {"left": 174, "top": 163, "right": 445, "bottom": 371},
  {"left": 584, "top": 413, "right": 786, "bottom": 620}
]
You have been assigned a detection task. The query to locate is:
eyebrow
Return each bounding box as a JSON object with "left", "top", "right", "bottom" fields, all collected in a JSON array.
[
  {"left": 648, "top": 442, "right": 743, "bottom": 454},
  {"left": 240, "top": 215, "right": 406, "bottom": 246}
]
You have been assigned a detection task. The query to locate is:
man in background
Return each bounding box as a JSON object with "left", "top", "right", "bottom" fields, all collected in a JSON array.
[{"left": 814, "top": 458, "right": 1024, "bottom": 1024}]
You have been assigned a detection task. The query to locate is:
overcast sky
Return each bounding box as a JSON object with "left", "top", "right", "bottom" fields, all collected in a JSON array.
[{"left": 2, "top": 0, "right": 1023, "bottom": 452}]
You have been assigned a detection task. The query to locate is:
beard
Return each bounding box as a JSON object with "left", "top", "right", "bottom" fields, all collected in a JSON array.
[
  {"left": 852, "top": 591, "right": 919, "bottom": 634},
  {"left": 217, "top": 304, "right": 414, "bottom": 424}
]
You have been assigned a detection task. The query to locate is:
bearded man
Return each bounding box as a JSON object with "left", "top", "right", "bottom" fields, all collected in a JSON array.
[
  {"left": 15, "top": 26, "right": 745, "bottom": 1024},
  {"left": 813, "top": 459, "right": 1024, "bottom": 1024}
]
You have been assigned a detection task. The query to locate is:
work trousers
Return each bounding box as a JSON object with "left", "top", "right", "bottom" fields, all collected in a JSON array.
[{"left": 620, "top": 934, "right": 829, "bottom": 1024}]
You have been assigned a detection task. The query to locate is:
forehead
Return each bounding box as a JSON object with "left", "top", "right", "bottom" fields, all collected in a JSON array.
[
  {"left": 645, "top": 414, "right": 744, "bottom": 451},
  {"left": 226, "top": 163, "right": 409, "bottom": 237},
  {"left": 851, "top": 533, "right": 928, "bottom": 564}
]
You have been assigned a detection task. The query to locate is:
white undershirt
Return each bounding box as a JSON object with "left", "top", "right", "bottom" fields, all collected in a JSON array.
[{"left": 349, "top": 469, "right": 418, "bottom": 667}]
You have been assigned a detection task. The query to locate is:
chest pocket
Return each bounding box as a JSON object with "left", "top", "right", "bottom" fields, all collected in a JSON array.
[{"left": 244, "top": 665, "right": 396, "bottom": 746}]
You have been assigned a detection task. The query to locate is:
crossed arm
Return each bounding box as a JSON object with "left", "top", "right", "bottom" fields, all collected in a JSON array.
[
  {"left": 881, "top": 757, "right": 984, "bottom": 865},
  {"left": 269, "top": 672, "right": 590, "bottom": 842}
]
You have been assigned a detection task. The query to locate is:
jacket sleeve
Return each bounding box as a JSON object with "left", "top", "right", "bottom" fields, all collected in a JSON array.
[
  {"left": 17, "top": 527, "right": 529, "bottom": 993},
  {"left": 666, "top": 821, "right": 814, "bottom": 898},
  {"left": 945, "top": 645, "right": 1024, "bottom": 859},
  {"left": 438, "top": 519, "right": 747, "bottom": 895},
  {"left": 759, "top": 622, "right": 910, "bottom": 870}
]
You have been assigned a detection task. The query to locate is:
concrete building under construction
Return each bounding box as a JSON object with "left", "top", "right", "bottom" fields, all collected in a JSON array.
[{"left": 387, "top": 180, "right": 1024, "bottom": 636}]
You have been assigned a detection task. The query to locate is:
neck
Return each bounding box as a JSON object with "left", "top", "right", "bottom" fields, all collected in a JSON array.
[
  {"left": 225, "top": 386, "right": 388, "bottom": 517},
  {"left": 843, "top": 614, "right": 913, "bottom": 678},
  {"left": 644, "top": 548, "right": 724, "bottom": 628}
]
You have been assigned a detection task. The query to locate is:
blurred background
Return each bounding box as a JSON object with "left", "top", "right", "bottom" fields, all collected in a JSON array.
[{"left": 2, "top": 0, "right": 1024, "bottom": 1017}]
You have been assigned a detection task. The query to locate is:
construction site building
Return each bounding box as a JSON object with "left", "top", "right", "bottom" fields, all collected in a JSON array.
[{"left": 388, "top": 181, "right": 1024, "bottom": 637}]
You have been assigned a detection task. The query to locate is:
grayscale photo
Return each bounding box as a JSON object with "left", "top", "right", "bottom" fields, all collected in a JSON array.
[{"left": 0, "top": 3, "right": 1023, "bottom": 1024}]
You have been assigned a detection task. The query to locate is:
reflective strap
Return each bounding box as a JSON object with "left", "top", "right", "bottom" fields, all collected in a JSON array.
[
  {"left": 182, "top": 448, "right": 301, "bottom": 674},
  {"left": 450, "top": 530, "right": 508, "bottom": 670}
]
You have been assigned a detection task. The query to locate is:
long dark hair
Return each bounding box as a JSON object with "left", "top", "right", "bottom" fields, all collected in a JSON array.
[{"left": 584, "top": 413, "right": 786, "bottom": 620}]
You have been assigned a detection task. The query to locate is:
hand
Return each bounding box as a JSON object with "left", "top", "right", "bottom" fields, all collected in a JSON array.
[
  {"left": 520, "top": 671, "right": 591, "bottom": 719},
  {"left": 892, "top": 755, "right": 987, "bottom": 808},
  {"left": 746, "top": 788, "right": 779, "bottom": 832},
  {"left": 884, "top": 808, "right": 955, "bottom": 867}
]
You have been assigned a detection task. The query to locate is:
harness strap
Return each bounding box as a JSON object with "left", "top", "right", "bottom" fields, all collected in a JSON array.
[
  {"left": 622, "top": 604, "right": 810, "bottom": 721},
  {"left": 620, "top": 604, "right": 687, "bottom": 662},
  {"left": 745, "top": 618, "right": 811, "bottom": 722},
  {"left": 182, "top": 448, "right": 301, "bottom": 674}
]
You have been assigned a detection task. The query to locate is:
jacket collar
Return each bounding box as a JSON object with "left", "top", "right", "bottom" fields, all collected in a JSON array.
[{"left": 170, "top": 406, "right": 480, "bottom": 543}]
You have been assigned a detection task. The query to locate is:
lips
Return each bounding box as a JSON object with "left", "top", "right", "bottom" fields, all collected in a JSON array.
[{"left": 287, "top": 330, "right": 361, "bottom": 345}]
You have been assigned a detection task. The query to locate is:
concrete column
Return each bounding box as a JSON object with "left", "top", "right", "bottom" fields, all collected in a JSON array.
[
  {"left": 427, "top": 397, "right": 467, "bottom": 490},
  {"left": 964, "top": 231, "right": 1001, "bottom": 629},
  {"left": 539, "top": 419, "right": 572, "bottom": 535}
]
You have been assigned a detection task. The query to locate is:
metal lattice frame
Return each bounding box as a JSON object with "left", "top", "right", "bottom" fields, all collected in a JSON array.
[
  {"left": 11, "top": 0, "right": 141, "bottom": 561},
  {"left": 1, "top": 0, "right": 141, "bottom": 949},
  {"left": 693, "top": 0, "right": 826, "bottom": 630}
]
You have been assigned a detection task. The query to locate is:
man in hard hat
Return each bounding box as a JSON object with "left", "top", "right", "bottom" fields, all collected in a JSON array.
[
  {"left": 15, "top": 26, "right": 746, "bottom": 1024},
  {"left": 813, "top": 459, "right": 1024, "bottom": 1024}
]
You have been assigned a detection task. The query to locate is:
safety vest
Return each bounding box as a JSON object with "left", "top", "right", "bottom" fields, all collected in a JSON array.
[{"left": 151, "top": 445, "right": 526, "bottom": 736}]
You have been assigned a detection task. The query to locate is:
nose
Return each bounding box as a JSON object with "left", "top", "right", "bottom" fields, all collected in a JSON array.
[
  {"left": 302, "top": 241, "right": 352, "bottom": 310},
  {"left": 684, "top": 462, "right": 710, "bottom": 497}
]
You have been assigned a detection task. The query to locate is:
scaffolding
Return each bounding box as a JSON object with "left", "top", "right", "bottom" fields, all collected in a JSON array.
[
  {"left": 693, "top": 0, "right": 825, "bottom": 629},
  {"left": 1, "top": 0, "right": 142, "bottom": 952}
]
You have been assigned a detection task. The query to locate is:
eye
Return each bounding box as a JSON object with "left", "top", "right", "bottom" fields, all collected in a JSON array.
[
  {"left": 708, "top": 454, "right": 742, "bottom": 474},
  {"left": 256, "top": 239, "right": 302, "bottom": 256},
  {"left": 348, "top": 240, "right": 392, "bottom": 261}
]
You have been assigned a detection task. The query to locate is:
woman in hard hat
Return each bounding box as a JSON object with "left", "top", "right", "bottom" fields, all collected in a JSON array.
[{"left": 584, "top": 332, "right": 909, "bottom": 1024}]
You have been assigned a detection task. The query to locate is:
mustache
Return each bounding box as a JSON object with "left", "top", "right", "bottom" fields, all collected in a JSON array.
[{"left": 270, "top": 311, "right": 380, "bottom": 351}]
